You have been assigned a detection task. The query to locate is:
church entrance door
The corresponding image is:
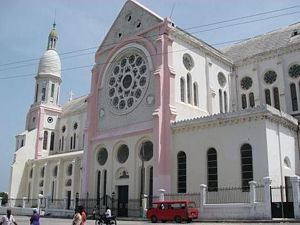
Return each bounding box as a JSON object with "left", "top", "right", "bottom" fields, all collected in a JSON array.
[{"left": 117, "top": 185, "right": 128, "bottom": 217}]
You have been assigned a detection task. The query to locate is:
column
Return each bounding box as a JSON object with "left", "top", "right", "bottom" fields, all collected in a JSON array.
[
  {"left": 290, "top": 176, "right": 300, "bottom": 219},
  {"left": 22, "top": 197, "right": 26, "bottom": 208},
  {"left": 159, "top": 189, "right": 165, "bottom": 201},
  {"left": 200, "top": 184, "right": 207, "bottom": 212},
  {"left": 0, "top": 197, "right": 2, "bottom": 206},
  {"left": 249, "top": 181, "right": 257, "bottom": 204},
  {"left": 263, "top": 177, "right": 272, "bottom": 219}
]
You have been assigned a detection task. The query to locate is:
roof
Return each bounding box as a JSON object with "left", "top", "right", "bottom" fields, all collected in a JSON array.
[
  {"left": 222, "top": 22, "right": 300, "bottom": 62},
  {"left": 61, "top": 95, "right": 88, "bottom": 116}
]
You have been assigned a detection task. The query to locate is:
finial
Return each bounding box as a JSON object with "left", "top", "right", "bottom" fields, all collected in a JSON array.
[{"left": 53, "top": 9, "right": 57, "bottom": 29}]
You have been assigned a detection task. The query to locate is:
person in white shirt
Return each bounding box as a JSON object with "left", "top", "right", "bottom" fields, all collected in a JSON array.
[
  {"left": 0, "top": 209, "right": 17, "bottom": 225},
  {"left": 105, "top": 207, "right": 111, "bottom": 218}
]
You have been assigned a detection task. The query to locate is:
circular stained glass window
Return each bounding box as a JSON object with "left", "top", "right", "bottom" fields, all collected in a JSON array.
[
  {"left": 62, "top": 125, "right": 66, "bottom": 133},
  {"left": 218, "top": 72, "right": 226, "bottom": 87},
  {"left": 97, "top": 148, "right": 108, "bottom": 166},
  {"left": 106, "top": 49, "right": 150, "bottom": 115},
  {"left": 117, "top": 144, "right": 129, "bottom": 164},
  {"left": 240, "top": 76, "right": 253, "bottom": 90},
  {"left": 140, "top": 141, "right": 153, "bottom": 161},
  {"left": 264, "top": 70, "right": 277, "bottom": 84},
  {"left": 289, "top": 64, "right": 300, "bottom": 78}
]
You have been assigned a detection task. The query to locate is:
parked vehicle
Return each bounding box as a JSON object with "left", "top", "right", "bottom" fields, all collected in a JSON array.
[
  {"left": 146, "top": 200, "right": 199, "bottom": 223},
  {"left": 95, "top": 214, "right": 117, "bottom": 225}
]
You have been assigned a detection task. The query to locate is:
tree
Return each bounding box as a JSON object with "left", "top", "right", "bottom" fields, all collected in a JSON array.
[{"left": 0, "top": 192, "right": 8, "bottom": 206}]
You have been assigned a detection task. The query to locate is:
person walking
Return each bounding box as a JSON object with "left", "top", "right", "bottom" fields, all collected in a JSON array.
[
  {"left": 78, "top": 206, "right": 86, "bottom": 225},
  {"left": 30, "top": 209, "right": 40, "bottom": 225},
  {"left": 72, "top": 207, "right": 82, "bottom": 225},
  {"left": 0, "top": 209, "right": 17, "bottom": 225}
]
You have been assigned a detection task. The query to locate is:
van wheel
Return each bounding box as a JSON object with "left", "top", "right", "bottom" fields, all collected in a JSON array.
[
  {"left": 151, "top": 215, "right": 158, "bottom": 223},
  {"left": 175, "top": 216, "right": 182, "bottom": 223},
  {"left": 187, "top": 218, "right": 192, "bottom": 223},
  {"left": 161, "top": 220, "right": 166, "bottom": 223}
]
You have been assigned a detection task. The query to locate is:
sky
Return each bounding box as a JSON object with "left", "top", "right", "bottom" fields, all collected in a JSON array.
[{"left": 0, "top": 0, "right": 300, "bottom": 192}]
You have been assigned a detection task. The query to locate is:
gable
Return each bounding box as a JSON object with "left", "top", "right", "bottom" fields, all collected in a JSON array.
[{"left": 100, "top": 0, "right": 163, "bottom": 49}]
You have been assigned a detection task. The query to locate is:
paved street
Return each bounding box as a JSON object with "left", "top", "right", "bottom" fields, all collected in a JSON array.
[{"left": 12, "top": 216, "right": 300, "bottom": 225}]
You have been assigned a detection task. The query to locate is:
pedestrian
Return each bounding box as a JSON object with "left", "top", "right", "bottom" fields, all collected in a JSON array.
[
  {"left": 0, "top": 209, "right": 17, "bottom": 225},
  {"left": 78, "top": 205, "right": 86, "bottom": 225},
  {"left": 30, "top": 208, "right": 40, "bottom": 225},
  {"left": 72, "top": 207, "right": 82, "bottom": 225}
]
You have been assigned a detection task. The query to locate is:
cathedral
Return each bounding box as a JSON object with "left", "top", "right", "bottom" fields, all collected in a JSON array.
[{"left": 8, "top": 0, "right": 300, "bottom": 219}]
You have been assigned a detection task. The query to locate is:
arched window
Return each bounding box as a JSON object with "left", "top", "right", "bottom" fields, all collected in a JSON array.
[
  {"left": 273, "top": 87, "right": 280, "bottom": 110},
  {"left": 180, "top": 77, "right": 185, "bottom": 102},
  {"left": 103, "top": 170, "right": 107, "bottom": 205},
  {"left": 70, "top": 137, "right": 73, "bottom": 150},
  {"left": 265, "top": 89, "right": 271, "bottom": 106},
  {"left": 219, "top": 89, "right": 223, "bottom": 113},
  {"left": 43, "top": 131, "right": 48, "bottom": 150},
  {"left": 290, "top": 83, "right": 298, "bottom": 111},
  {"left": 193, "top": 82, "right": 199, "bottom": 106},
  {"left": 177, "top": 151, "right": 186, "bottom": 193},
  {"left": 73, "top": 133, "right": 76, "bottom": 149},
  {"left": 50, "top": 132, "right": 55, "bottom": 151},
  {"left": 187, "top": 74, "right": 192, "bottom": 104},
  {"left": 224, "top": 91, "right": 228, "bottom": 112},
  {"left": 96, "top": 171, "right": 101, "bottom": 205},
  {"left": 241, "top": 144, "right": 253, "bottom": 191},
  {"left": 207, "top": 148, "right": 218, "bottom": 192},
  {"left": 249, "top": 92, "right": 255, "bottom": 107},
  {"left": 241, "top": 94, "right": 247, "bottom": 109},
  {"left": 62, "top": 136, "right": 64, "bottom": 151}
]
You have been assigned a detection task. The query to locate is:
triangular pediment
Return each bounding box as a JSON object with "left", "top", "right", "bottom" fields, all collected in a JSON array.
[{"left": 100, "top": 0, "right": 163, "bottom": 49}]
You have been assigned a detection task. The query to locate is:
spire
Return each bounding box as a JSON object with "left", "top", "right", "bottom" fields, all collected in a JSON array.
[{"left": 47, "top": 22, "right": 58, "bottom": 50}]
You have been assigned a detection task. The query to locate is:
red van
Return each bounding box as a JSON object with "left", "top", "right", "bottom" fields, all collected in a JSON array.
[{"left": 146, "top": 200, "right": 199, "bottom": 223}]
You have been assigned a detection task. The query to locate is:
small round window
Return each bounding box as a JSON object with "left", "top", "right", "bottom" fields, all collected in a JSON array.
[
  {"left": 97, "top": 148, "right": 108, "bottom": 166},
  {"left": 218, "top": 72, "right": 226, "bottom": 87},
  {"left": 289, "top": 64, "right": 300, "bottom": 78},
  {"left": 182, "top": 53, "right": 194, "bottom": 71},
  {"left": 65, "top": 179, "right": 72, "bottom": 187},
  {"left": 62, "top": 125, "right": 66, "bottom": 133},
  {"left": 140, "top": 141, "right": 153, "bottom": 161},
  {"left": 67, "top": 164, "right": 73, "bottom": 176},
  {"left": 117, "top": 144, "right": 129, "bottom": 164},
  {"left": 264, "top": 70, "right": 277, "bottom": 84},
  {"left": 73, "top": 122, "right": 78, "bottom": 130},
  {"left": 240, "top": 76, "right": 253, "bottom": 90}
]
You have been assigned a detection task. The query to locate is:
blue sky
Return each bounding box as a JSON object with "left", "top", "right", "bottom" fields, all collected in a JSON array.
[{"left": 0, "top": 0, "right": 299, "bottom": 192}]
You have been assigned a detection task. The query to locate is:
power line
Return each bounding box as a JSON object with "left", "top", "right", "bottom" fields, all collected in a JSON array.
[
  {"left": 0, "top": 4, "right": 299, "bottom": 68},
  {"left": 0, "top": 37, "right": 250, "bottom": 80}
]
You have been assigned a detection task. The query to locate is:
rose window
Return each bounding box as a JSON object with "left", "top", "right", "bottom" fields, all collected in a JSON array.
[
  {"left": 264, "top": 70, "right": 277, "bottom": 84},
  {"left": 240, "top": 76, "right": 253, "bottom": 90},
  {"left": 289, "top": 64, "right": 300, "bottom": 78},
  {"left": 106, "top": 49, "right": 149, "bottom": 114},
  {"left": 218, "top": 72, "right": 226, "bottom": 87}
]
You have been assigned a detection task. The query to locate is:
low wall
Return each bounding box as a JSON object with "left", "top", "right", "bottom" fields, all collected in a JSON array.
[
  {"left": 200, "top": 202, "right": 270, "bottom": 220},
  {"left": 0, "top": 207, "right": 34, "bottom": 216}
]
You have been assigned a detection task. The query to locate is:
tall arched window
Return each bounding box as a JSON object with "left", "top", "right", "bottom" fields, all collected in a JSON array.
[
  {"left": 219, "top": 89, "right": 223, "bottom": 113},
  {"left": 207, "top": 148, "right": 218, "bottom": 192},
  {"left": 265, "top": 89, "right": 271, "bottom": 106},
  {"left": 96, "top": 171, "right": 101, "bottom": 205},
  {"left": 241, "top": 144, "right": 253, "bottom": 191},
  {"left": 241, "top": 94, "right": 247, "bottom": 109},
  {"left": 180, "top": 77, "right": 185, "bottom": 102},
  {"left": 290, "top": 83, "right": 298, "bottom": 111},
  {"left": 187, "top": 74, "right": 192, "bottom": 104},
  {"left": 249, "top": 92, "right": 255, "bottom": 107},
  {"left": 193, "top": 82, "right": 199, "bottom": 106},
  {"left": 43, "top": 131, "right": 48, "bottom": 150},
  {"left": 103, "top": 170, "right": 107, "bottom": 205},
  {"left": 62, "top": 136, "right": 64, "bottom": 151},
  {"left": 50, "top": 132, "right": 55, "bottom": 151},
  {"left": 224, "top": 91, "right": 228, "bottom": 112},
  {"left": 177, "top": 151, "right": 186, "bottom": 193},
  {"left": 273, "top": 87, "right": 280, "bottom": 110},
  {"left": 70, "top": 137, "right": 73, "bottom": 150},
  {"left": 73, "top": 133, "right": 76, "bottom": 149}
]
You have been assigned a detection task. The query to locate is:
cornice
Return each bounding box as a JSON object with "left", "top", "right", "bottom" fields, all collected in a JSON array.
[{"left": 172, "top": 105, "right": 298, "bottom": 133}]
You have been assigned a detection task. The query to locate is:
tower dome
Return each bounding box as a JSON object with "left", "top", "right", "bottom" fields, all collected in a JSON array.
[{"left": 38, "top": 49, "right": 61, "bottom": 77}]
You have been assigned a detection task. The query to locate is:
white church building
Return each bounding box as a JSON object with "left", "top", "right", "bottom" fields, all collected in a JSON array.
[{"left": 7, "top": 0, "right": 300, "bottom": 220}]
